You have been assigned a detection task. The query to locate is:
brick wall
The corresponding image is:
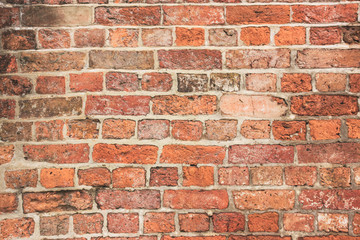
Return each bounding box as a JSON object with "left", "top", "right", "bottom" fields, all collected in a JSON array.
[{"left": 0, "top": 0, "right": 360, "bottom": 239}]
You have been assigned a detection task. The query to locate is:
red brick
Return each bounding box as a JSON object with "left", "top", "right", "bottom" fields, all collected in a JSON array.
[
  {"left": 233, "top": 190, "right": 295, "bottom": 210},
  {"left": 210, "top": 73, "right": 240, "bottom": 92},
  {"left": 138, "top": 120, "right": 170, "bottom": 140},
  {"left": 109, "top": 28, "right": 138, "bottom": 47},
  {"left": 40, "top": 215, "right": 69, "bottom": 236},
  {"left": 275, "top": 27, "right": 306, "bottom": 45},
  {"left": 142, "top": 73, "right": 172, "bottom": 92},
  {"left": 0, "top": 55, "right": 17, "bottom": 73},
  {"left": 318, "top": 213, "right": 348, "bottom": 232},
  {"left": 38, "top": 29, "right": 71, "bottom": 49},
  {"left": 229, "top": 145, "right": 294, "bottom": 164},
  {"left": 309, "top": 119, "right": 341, "bottom": 140},
  {"left": 218, "top": 167, "right": 249, "bottom": 186},
  {"left": 2, "top": 30, "right": 36, "bottom": 50},
  {"left": 227, "top": 6, "right": 290, "bottom": 24},
  {"left": 113, "top": 167, "right": 145, "bottom": 188},
  {"left": 246, "top": 73, "right": 277, "bottom": 92},
  {"left": 0, "top": 122, "right": 32, "bottom": 142},
  {"left": 70, "top": 72, "right": 103, "bottom": 92},
  {"left": 163, "top": 190, "right": 228, "bottom": 209},
  {"left": 354, "top": 168, "right": 360, "bottom": 185},
  {"left": 251, "top": 166, "right": 283, "bottom": 186},
  {"left": 67, "top": 119, "right": 99, "bottom": 139},
  {"left": 320, "top": 167, "right": 351, "bottom": 188},
  {"left": 285, "top": 166, "right": 317, "bottom": 186},
  {"left": 40, "top": 168, "right": 74, "bottom": 188},
  {"left": 171, "top": 120, "right": 202, "bottom": 141},
  {"left": 160, "top": 145, "right": 225, "bottom": 164},
  {"left": 36, "top": 76, "right": 65, "bottom": 94},
  {"left": 183, "top": 166, "right": 214, "bottom": 187},
  {"left": 86, "top": 96, "right": 150, "bottom": 116},
  {"left": 350, "top": 74, "right": 360, "bottom": 93},
  {"left": 95, "top": 7, "right": 161, "bottom": 26},
  {"left": 152, "top": 95, "right": 216, "bottom": 115},
  {"left": 142, "top": 28, "right": 173, "bottom": 47},
  {"left": 0, "top": 7, "right": 20, "bottom": 28},
  {"left": 23, "top": 190, "right": 92, "bottom": 213},
  {"left": 108, "top": 213, "right": 139, "bottom": 233},
  {"left": 176, "top": 27, "right": 204, "bottom": 46},
  {"left": 297, "top": 143, "right": 360, "bottom": 164},
  {"left": 281, "top": 73, "right": 312, "bottom": 92},
  {"left": 241, "top": 27, "right": 270, "bottom": 46},
  {"left": 93, "top": 237, "right": 155, "bottom": 240},
  {"left": 226, "top": 49, "right": 290, "bottom": 69},
  {"left": 299, "top": 189, "right": 360, "bottom": 210},
  {"left": 347, "top": 119, "right": 360, "bottom": 139},
  {"left": 292, "top": 4, "right": 358, "bottom": 23},
  {"left": 102, "top": 119, "right": 135, "bottom": 139},
  {"left": 93, "top": 144, "right": 157, "bottom": 164},
  {"left": 241, "top": 120, "right": 270, "bottom": 139},
  {"left": 158, "top": 50, "right": 222, "bottom": 70},
  {"left": 220, "top": 95, "right": 288, "bottom": 118},
  {"left": 205, "top": 120, "right": 237, "bottom": 141},
  {"left": 0, "top": 193, "right": 17, "bottom": 213},
  {"left": 150, "top": 167, "right": 178, "bottom": 186},
  {"left": 163, "top": 237, "right": 226, "bottom": 240},
  {"left": 163, "top": 6, "right": 224, "bottom": 25},
  {"left": 230, "top": 237, "right": 289, "bottom": 240},
  {"left": 310, "top": 27, "right": 342, "bottom": 45},
  {"left": 0, "top": 218, "right": 35, "bottom": 239},
  {"left": 248, "top": 212, "right": 279, "bottom": 232},
  {"left": 315, "top": 73, "right": 346, "bottom": 92},
  {"left": 296, "top": 49, "right": 360, "bottom": 68},
  {"left": 213, "top": 212, "right": 245, "bottom": 232},
  {"left": 35, "top": 120, "right": 64, "bottom": 141},
  {"left": 24, "top": 144, "right": 89, "bottom": 164},
  {"left": 106, "top": 72, "right": 139, "bottom": 92},
  {"left": 5, "top": 169, "right": 37, "bottom": 189},
  {"left": 78, "top": 168, "right": 111, "bottom": 187},
  {"left": 179, "top": 213, "right": 209, "bottom": 232},
  {"left": 0, "top": 145, "right": 14, "bottom": 165},
  {"left": 283, "top": 213, "right": 314, "bottom": 232},
  {"left": 272, "top": 121, "right": 306, "bottom": 141},
  {"left": 291, "top": 95, "right": 358, "bottom": 116},
  {"left": 353, "top": 213, "right": 360, "bottom": 234},
  {"left": 96, "top": 189, "right": 160, "bottom": 209},
  {"left": 0, "top": 76, "right": 31, "bottom": 96},
  {"left": 73, "top": 214, "right": 103, "bottom": 234},
  {"left": 209, "top": 28, "right": 238, "bottom": 46},
  {"left": 144, "top": 212, "right": 175, "bottom": 233},
  {"left": 0, "top": 99, "right": 15, "bottom": 119}
]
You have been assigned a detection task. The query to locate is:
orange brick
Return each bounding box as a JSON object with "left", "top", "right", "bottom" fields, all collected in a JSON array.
[
  {"left": 275, "top": 27, "right": 306, "bottom": 45},
  {"left": 40, "top": 168, "right": 74, "bottom": 188},
  {"left": 309, "top": 119, "right": 341, "bottom": 140},
  {"left": 183, "top": 166, "right": 214, "bottom": 187},
  {"left": 176, "top": 27, "right": 204, "bottom": 46},
  {"left": 112, "top": 167, "right": 146, "bottom": 188},
  {"left": 241, "top": 27, "right": 270, "bottom": 45}
]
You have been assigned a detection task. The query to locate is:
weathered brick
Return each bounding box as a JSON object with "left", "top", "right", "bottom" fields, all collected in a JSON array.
[
  {"left": 285, "top": 166, "right": 317, "bottom": 186},
  {"left": 36, "top": 76, "right": 65, "bottom": 94},
  {"left": 183, "top": 166, "right": 214, "bottom": 187},
  {"left": 248, "top": 212, "right": 279, "bottom": 232},
  {"left": 0, "top": 145, "right": 14, "bottom": 165},
  {"left": 78, "top": 168, "right": 111, "bottom": 187},
  {"left": 177, "top": 74, "right": 208, "bottom": 92},
  {"left": 144, "top": 212, "right": 175, "bottom": 233},
  {"left": 0, "top": 122, "right": 32, "bottom": 142},
  {"left": 320, "top": 167, "right": 351, "bottom": 188},
  {"left": 138, "top": 120, "right": 170, "bottom": 140},
  {"left": 210, "top": 73, "right": 240, "bottom": 92},
  {"left": 310, "top": 27, "right": 342, "bottom": 45},
  {"left": 297, "top": 49, "right": 360, "bottom": 68},
  {"left": 230, "top": 237, "right": 289, "bottom": 240},
  {"left": 142, "top": 28, "right": 173, "bottom": 47},
  {"left": 73, "top": 214, "right": 103, "bottom": 234},
  {"left": 176, "top": 27, "right": 205, "bottom": 46},
  {"left": 2, "top": 30, "right": 36, "bottom": 50},
  {"left": 35, "top": 120, "right": 64, "bottom": 141},
  {"left": 70, "top": 72, "right": 103, "bottom": 92},
  {"left": 283, "top": 213, "right": 314, "bottom": 232},
  {"left": 152, "top": 95, "right": 216, "bottom": 115},
  {"left": 297, "top": 143, "right": 360, "bottom": 164},
  {"left": 23, "top": 144, "right": 89, "bottom": 164},
  {"left": 291, "top": 95, "right": 358, "bottom": 116},
  {"left": 66, "top": 119, "right": 99, "bottom": 139},
  {"left": 86, "top": 95, "right": 150, "bottom": 116},
  {"left": 89, "top": 51, "right": 154, "bottom": 70},
  {"left": 213, "top": 213, "right": 245, "bottom": 233},
  {"left": 40, "top": 215, "right": 69, "bottom": 236},
  {"left": 0, "top": 7, "right": 20, "bottom": 28},
  {"left": 106, "top": 72, "right": 138, "bottom": 92},
  {"left": 205, "top": 120, "right": 237, "bottom": 141},
  {"left": 142, "top": 73, "right": 172, "bottom": 92},
  {"left": 109, "top": 28, "right": 138, "bottom": 47},
  {"left": 0, "top": 193, "right": 17, "bottom": 213},
  {"left": 218, "top": 167, "right": 249, "bottom": 186},
  {"left": 343, "top": 26, "right": 360, "bottom": 44},
  {"left": 38, "top": 29, "right": 71, "bottom": 49},
  {"left": 179, "top": 213, "right": 209, "bottom": 232},
  {"left": 350, "top": 74, "right": 360, "bottom": 93},
  {"left": 113, "top": 167, "right": 146, "bottom": 188},
  {"left": 227, "top": 6, "right": 290, "bottom": 24},
  {"left": 275, "top": 27, "right": 306, "bottom": 45},
  {"left": 163, "top": 237, "right": 226, "bottom": 240},
  {"left": 95, "top": 7, "right": 160, "bottom": 26},
  {"left": 5, "top": 169, "right": 37, "bottom": 189},
  {"left": 355, "top": 168, "right": 360, "bottom": 185},
  {"left": 347, "top": 119, "right": 360, "bottom": 139},
  {"left": 246, "top": 73, "right": 277, "bottom": 92},
  {"left": 0, "top": 218, "right": 35, "bottom": 240},
  {"left": 40, "top": 168, "right": 74, "bottom": 188},
  {"left": 163, "top": 190, "right": 228, "bottom": 209},
  {"left": 108, "top": 213, "right": 138, "bottom": 233},
  {"left": 272, "top": 121, "right": 306, "bottom": 141},
  {"left": 171, "top": 120, "right": 203, "bottom": 141},
  {"left": 315, "top": 73, "right": 346, "bottom": 92},
  {"left": 102, "top": 119, "right": 135, "bottom": 139},
  {"left": 150, "top": 167, "right": 178, "bottom": 186},
  {"left": 96, "top": 189, "right": 160, "bottom": 209},
  {"left": 241, "top": 120, "right": 270, "bottom": 139},
  {"left": 309, "top": 119, "right": 341, "bottom": 140},
  {"left": 241, "top": 27, "right": 270, "bottom": 46},
  {"left": 233, "top": 190, "right": 295, "bottom": 210},
  {"left": 226, "top": 49, "right": 291, "bottom": 69},
  {"left": 160, "top": 145, "right": 225, "bottom": 164},
  {"left": 281, "top": 73, "right": 312, "bottom": 92},
  {"left": 20, "top": 52, "right": 86, "bottom": 72},
  {"left": 0, "top": 55, "right": 17, "bottom": 73},
  {"left": 354, "top": 213, "right": 360, "bottom": 234},
  {"left": 318, "top": 213, "right": 348, "bottom": 232},
  {"left": 74, "top": 29, "right": 105, "bottom": 47},
  {"left": 163, "top": 6, "right": 224, "bottom": 25},
  {"left": 251, "top": 166, "right": 283, "bottom": 186},
  {"left": 158, "top": 50, "right": 222, "bottom": 70},
  {"left": 93, "top": 144, "right": 157, "bottom": 164},
  {"left": 23, "top": 190, "right": 92, "bottom": 213},
  {"left": 209, "top": 28, "right": 238, "bottom": 46}
]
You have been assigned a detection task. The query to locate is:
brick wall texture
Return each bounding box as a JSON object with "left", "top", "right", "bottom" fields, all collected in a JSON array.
[{"left": 0, "top": 0, "right": 360, "bottom": 239}]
